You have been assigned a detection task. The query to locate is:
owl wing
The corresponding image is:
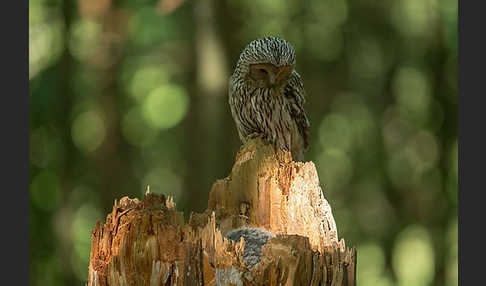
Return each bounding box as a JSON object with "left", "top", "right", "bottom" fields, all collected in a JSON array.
[
  {"left": 228, "top": 74, "right": 258, "bottom": 142},
  {"left": 285, "top": 71, "right": 310, "bottom": 151}
]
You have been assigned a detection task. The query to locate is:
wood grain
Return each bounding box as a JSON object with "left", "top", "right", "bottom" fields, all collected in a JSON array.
[{"left": 87, "top": 138, "right": 356, "bottom": 286}]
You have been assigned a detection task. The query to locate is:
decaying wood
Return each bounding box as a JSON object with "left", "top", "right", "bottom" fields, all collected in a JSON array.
[{"left": 87, "top": 138, "right": 357, "bottom": 286}]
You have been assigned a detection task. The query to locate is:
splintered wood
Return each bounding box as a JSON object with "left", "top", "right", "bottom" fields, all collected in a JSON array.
[{"left": 88, "top": 138, "right": 356, "bottom": 286}]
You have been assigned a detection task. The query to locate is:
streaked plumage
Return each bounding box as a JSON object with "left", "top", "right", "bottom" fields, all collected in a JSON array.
[{"left": 228, "top": 37, "right": 310, "bottom": 161}]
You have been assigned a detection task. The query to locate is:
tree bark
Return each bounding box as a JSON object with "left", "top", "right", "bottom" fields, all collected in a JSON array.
[{"left": 87, "top": 138, "right": 357, "bottom": 285}]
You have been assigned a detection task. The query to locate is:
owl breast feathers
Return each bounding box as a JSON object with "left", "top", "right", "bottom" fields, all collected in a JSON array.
[{"left": 228, "top": 37, "right": 310, "bottom": 161}]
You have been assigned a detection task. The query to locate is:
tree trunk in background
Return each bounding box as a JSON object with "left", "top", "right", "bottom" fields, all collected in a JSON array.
[
  {"left": 184, "top": 0, "right": 231, "bottom": 214},
  {"left": 93, "top": 6, "right": 135, "bottom": 208},
  {"left": 58, "top": 0, "right": 76, "bottom": 284},
  {"left": 87, "top": 138, "right": 356, "bottom": 285}
]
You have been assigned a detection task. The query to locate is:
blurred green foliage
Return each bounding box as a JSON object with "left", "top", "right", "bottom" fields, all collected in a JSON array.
[{"left": 29, "top": 0, "right": 457, "bottom": 285}]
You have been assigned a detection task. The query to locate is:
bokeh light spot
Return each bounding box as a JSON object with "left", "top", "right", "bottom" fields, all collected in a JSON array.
[
  {"left": 357, "top": 242, "right": 392, "bottom": 286},
  {"left": 129, "top": 7, "right": 181, "bottom": 47},
  {"left": 446, "top": 218, "right": 458, "bottom": 286},
  {"left": 330, "top": 93, "right": 378, "bottom": 151},
  {"left": 393, "top": 67, "right": 432, "bottom": 127},
  {"left": 130, "top": 65, "right": 169, "bottom": 101},
  {"left": 446, "top": 259, "right": 458, "bottom": 286},
  {"left": 392, "top": 225, "right": 435, "bottom": 286},
  {"left": 142, "top": 85, "right": 189, "bottom": 130},
  {"left": 29, "top": 19, "right": 64, "bottom": 79},
  {"left": 394, "top": 67, "right": 431, "bottom": 110},
  {"left": 121, "top": 106, "right": 159, "bottom": 147},
  {"left": 250, "top": 0, "right": 288, "bottom": 16},
  {"left": 391, "top": 0, "right": 438, "bottom": 38},
  {"left": 319, "top": 113, "right": 353, "bottom": 153},
  {"left": 68, "top": 19, "right": 102, "bottom": 62},
  {"left": 30, "top": 170, "right": 62, "bottom": 212},
  {"left": 71, "top": 110, "right": 106, "bottom": 153}
]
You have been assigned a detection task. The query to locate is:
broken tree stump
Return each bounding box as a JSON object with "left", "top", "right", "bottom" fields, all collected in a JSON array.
[{"left": 87, "top": 138, "right": 357, "bottom": 285}]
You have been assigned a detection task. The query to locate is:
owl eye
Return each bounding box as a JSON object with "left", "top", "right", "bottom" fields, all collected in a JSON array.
[{"left": 249, "top": 64, "right": 272, "bottom": 81}]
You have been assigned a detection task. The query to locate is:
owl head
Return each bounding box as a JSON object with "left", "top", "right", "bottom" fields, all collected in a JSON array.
[{"left": 236, "top": 37, "right": 296, "bottom": 89}]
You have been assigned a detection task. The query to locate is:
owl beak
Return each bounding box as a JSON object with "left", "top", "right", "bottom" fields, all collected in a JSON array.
[
  {"left": 268, "top": 73, "right": 277, "bottom": 86},
  {"left": 266, "top": 65, "right": 293, "bottom": 90}
]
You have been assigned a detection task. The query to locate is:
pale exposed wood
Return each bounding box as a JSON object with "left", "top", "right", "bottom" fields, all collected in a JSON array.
[{"left": 87, "top": 138, "right": 356, "bottom": 286}]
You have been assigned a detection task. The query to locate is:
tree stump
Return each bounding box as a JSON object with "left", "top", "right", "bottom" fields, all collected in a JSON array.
[{"left": 87, "top": 138, "right": 357, "bottom": 285}]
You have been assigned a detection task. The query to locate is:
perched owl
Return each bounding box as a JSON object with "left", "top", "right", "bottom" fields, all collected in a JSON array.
[{"left": 229, "top": 37, "right": 310, "bottom": 161}]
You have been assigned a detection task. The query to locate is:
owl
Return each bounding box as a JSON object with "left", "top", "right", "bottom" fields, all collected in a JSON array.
[{"left": 228, "top": 37, "right": 310, "bottom": 161}]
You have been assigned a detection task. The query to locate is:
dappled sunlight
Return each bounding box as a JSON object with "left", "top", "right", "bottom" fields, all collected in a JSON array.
[
  {"left": 391, "top": 0, "right": 439, "bottom": 39},
  {"left": 129, "top": 65, "right": 171, "bottom": 101},
  {"left": 29, "top": 21, "right": 64, "bottom": 79},
  {"left": 142, "top": 85, "right": 189, "bottom": 130},
  {"left": 392, "top": 225, "right": 435, "bottom": 286},
  {"left": 393, "top": 67, "right": 433, "bottom": 128},
  {"left": 446, "top": 218, "right": 458, "bottom": 286},
  {"left": 69, "top": 19, "right": 103, "bottom": 62},
  {"left": 357, "top": 242, "right": 393, "bottom": 286},
  {"left": 121, "top": 106, "right": 159, "bottom": 147},
  {"left": 71, "top": 110, "right": 106, "bottom": 153}
]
